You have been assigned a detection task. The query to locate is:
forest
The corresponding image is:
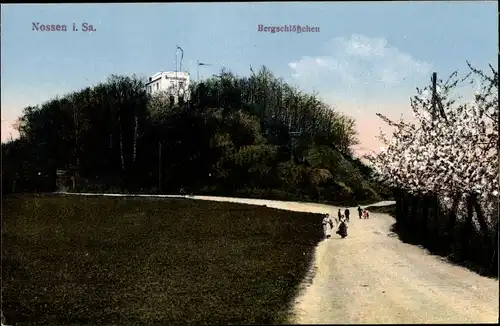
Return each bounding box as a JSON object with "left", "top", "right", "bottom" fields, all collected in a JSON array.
[{"left": 1, "top": 66, "right": 388, "bottom": 204}]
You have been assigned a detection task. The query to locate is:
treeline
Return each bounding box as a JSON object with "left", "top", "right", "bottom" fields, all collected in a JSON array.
[{"left": 2, "top": 66, "right": 388, "bottom": 204}]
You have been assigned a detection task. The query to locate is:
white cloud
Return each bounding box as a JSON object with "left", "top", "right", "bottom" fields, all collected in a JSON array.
[
  {"left": 287, "top": 35, "right": 433, "bottom": 157},
  {"left": 288, "top": 34, "right": 431, "bottom": 88}
]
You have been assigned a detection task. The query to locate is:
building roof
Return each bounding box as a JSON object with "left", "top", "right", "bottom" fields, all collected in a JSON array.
[{"left": 146, "top": 71, "right": 190, "bottom": 85}]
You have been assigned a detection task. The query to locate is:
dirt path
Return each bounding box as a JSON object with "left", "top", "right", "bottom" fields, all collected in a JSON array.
[
  {"left": 182, "top": 196, "right": 499, "bottom": 324},
  {"left": 57, "top": 193, "right": 499, "bottom": 323}
]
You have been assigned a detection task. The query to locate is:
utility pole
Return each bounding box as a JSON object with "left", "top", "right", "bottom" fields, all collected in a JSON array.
[
  {"left": 213, "top": 74, "right": 222, "bottom": 107},
  {"left": 197, "top": 60, "right": 211, "bottom": 82},
  {"left": 197, "top": 60, "right": 213, "bottom": 104},
  {"left": 431, "top": 72, "right": 447, "bottom": 120},
  {"left": 431, "top": 72, "right": 438, "bottom": 119},
  {"left": 249, "top": 65, "right": 256, "bottom": 103}
]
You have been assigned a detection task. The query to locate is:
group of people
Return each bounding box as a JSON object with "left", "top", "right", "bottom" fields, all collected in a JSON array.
[
  {"left": 322, "top": 214, "right": 342, "bottom": 239},
  {"left": 338, "top": 208, "right": 351, "bottom": 223},
  {"left": 322, "top": 209, "right": 349, "bottom": 239},
  {"left": 336, "top": 206, "right": 369, "bottom": 222},
  {"left": 322, "top": 205, "right": 370, "bottom": 239},
  {"left": 357, "top": 206, "right": 370, "bottom": 219}
]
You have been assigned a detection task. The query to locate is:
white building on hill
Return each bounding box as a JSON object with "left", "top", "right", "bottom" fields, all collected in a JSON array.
[{"left": 146, "top": 71, "right": 191, "bottom": 103}]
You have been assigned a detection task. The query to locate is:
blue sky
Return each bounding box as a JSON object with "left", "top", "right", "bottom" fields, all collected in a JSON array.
[{"left": 1, "top": 2, "right": 497, "bottom": 153}]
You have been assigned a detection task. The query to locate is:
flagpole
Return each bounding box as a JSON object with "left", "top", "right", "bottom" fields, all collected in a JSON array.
[
  {"left": 176, "top": 46, "right": 184, "bottom": 101},
  {"left": 179, "top": 47, "right": 183, "bottom": 72},
  {"left": 175, "top": 46, "right": 178, "bottom": 100}
]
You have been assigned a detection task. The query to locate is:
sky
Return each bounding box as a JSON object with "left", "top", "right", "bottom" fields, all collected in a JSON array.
[{"left": 1, "top": 2, "right": 498, "bottom": 155}]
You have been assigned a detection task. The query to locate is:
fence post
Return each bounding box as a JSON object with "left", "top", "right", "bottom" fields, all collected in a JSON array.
[
  {"left": 394, "top": 188, "right": 402, "bottom": 223},
  {"left": 411, "top": 194, "right": 419, "bottom": 239},
  {"left": 445, "top": 196, "right": 460, "bottom": 256},
  {"left": 432, "top": 195, "right": 440, "bottom": 252},
  {"left": 400, "top": 191, "right": 407, "bottom": 230},
  {"left": 421, "top": 195, "right": 429, "bottom": 245},
  {"left": 490, "top": 220, "right": 498, "bottom": 276},
  {"left": 461, "top": 194, "right": 475, "bottom": 261}
]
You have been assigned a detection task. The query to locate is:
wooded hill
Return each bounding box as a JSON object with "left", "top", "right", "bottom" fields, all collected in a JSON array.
[{"left": 2, "top": 66, "right": 390, "bottom": 204}]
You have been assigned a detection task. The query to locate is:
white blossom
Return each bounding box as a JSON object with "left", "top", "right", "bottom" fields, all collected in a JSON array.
[{"left": 367, "top": 65, "right": 498, "bottom": 226}]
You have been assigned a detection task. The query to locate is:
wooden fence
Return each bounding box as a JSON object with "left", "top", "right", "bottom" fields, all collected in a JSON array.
[{"left": 394, "top": 190, "right": 498, "bottom": 277}]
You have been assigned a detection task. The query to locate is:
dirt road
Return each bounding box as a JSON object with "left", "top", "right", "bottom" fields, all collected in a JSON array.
[
  {"left": 59, "top": 193, "right": 500, "bottom": 323},
  {"left": 175, "top": 196, "right": 499, "bottom": 324}
]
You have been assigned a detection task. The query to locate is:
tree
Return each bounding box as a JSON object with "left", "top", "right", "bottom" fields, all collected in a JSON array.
[
  {"left": 367, "top": 62, "right": 498, "bottom": 268},
  {"left": 7, "top": 65, "right": 379, "bottom": 205}
]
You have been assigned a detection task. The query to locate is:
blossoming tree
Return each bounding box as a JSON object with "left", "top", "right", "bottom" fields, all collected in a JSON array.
[{"left": 367, "top": 62, "right": 498, "bottom": 252}]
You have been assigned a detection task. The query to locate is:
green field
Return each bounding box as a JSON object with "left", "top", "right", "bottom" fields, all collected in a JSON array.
[{"left": 2, "top": 194, "right": 324, "bottom": 325}]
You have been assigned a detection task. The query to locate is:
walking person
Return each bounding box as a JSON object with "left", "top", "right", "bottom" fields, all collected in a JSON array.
[
  {"left": 322, "top": 214, "right": 332, "bottom": 239},
  {"left": 363, "top": 209, "right": 370, "bottom": 219},
  {"left": 344, "top": 208, "right": 350, "bottom": 223},
  {"left": 357, "top": 206, "right": 363, "bottom": 219},
  {"left": 336, "top": 215, "right": 348, "bottom": 238}
]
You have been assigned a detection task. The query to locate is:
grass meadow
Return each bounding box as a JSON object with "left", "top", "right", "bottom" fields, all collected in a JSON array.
[{"left": 2, "top": 194, "right": 323, "bottom": 325}]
